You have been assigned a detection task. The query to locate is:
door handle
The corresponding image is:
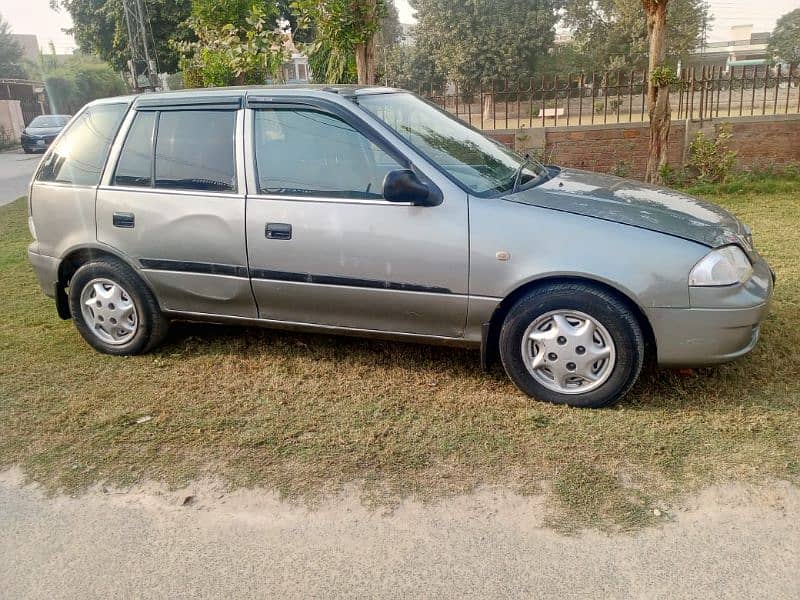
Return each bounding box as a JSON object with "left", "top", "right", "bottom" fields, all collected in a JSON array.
[
  {"left": 265, "top": 223, "right": 292, "bottom": 240},
  {"left": 112, "top": 212, "right": 135, "bottom": 228}
]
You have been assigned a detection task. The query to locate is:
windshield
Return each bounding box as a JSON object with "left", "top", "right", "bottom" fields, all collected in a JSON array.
[
  {"left": 29, "top": 115, "right": 69, "bottom": 128},
  {"left": 357, "top": 92, "right": 548, "bottom": 196}
]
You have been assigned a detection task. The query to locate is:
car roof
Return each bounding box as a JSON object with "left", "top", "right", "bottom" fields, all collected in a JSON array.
[{"left": 88, "top": 84, "right": 405, "bottom": 109}]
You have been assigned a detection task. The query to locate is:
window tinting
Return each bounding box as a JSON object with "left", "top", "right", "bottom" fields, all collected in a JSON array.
[
  {"left": 114, "top": 111, "right": 156, "bottom": 187},
  {"left": 154, "top": 110, "right": 236, "bottom": 192},
  {"left": 254, "top": 108, "right": 402, "bottom": 199},
  {"left": 36, "top": 104, "right": 127, "bottom": 186}
]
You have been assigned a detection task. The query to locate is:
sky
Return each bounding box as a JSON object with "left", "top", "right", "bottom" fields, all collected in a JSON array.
[{"left": 1, "top": 0, "right": 797, "bottom": 53}]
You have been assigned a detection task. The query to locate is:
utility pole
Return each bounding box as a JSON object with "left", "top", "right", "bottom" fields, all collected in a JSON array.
[{"left": 122, "top": 0, "right": 160, "bottom": 92}]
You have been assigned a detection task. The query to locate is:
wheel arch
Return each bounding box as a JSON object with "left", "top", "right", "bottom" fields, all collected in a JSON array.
[
  {"left": 481, "top": 275, "right": 657, "bottom": 370},
  {"left": 55, "top": 245, "right": 155, "bottom": 320}
]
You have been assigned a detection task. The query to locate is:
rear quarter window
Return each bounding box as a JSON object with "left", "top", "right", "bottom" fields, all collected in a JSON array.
[{"left": 36, "top": 103, "right": 128, "bottom": 186}]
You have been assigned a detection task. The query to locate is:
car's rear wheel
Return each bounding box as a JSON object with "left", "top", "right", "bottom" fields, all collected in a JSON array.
[
  {"left": 68, "top": 258, "right": 168, "bottom": 355},
  {"left": 499, "top": 282, "right": 645, "bottom": 408}
]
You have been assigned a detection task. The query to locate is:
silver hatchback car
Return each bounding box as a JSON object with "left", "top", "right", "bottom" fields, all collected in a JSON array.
[{"left": 27, "top": 86, "right": 774, "bottom": 408}]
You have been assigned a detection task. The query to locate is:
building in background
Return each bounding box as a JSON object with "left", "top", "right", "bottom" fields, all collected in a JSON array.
[
  {"left": 10, "top": 34, "right": 40, "bottom": 64},
  {"left": 687, "top": 25, "right": 771, "bottom": 71},
  {"left": 278, "top": 20, "right": 310, "bottom": 83},
  {"left": 399, "top": 23, "right": 415, "bottom": 46}
]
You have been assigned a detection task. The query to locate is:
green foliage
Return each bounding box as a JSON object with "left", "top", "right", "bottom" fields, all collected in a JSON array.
[
  {"left": 0, "top": 12, "right": 25, "bottom": 78},
  {"left": 38, "top": 53, "right": 127, "bottom": 114},
  {"left": 53, "top": 0, "right": 192, "bottom": 73},
  {"left": 176, "top": 3, "right": 287, "bottom": 87},
  {"left": 375, "top": 0, "right": 402, "bottom": 83},
  {"left": 166, "top": 71, "right": 184, "bottom": 90},
  {"left": 767, "top": 8, "right": 800, "bottom": 67},
  {"left": 291, "top": 0, "right": 386, "bottom": 84},
  {"left": 562, "top": 0, "right": 710, "bottom": 71},
  {"left": 611, "top": 160, "right": 630, "bottom": 178},
  {"left": 594, "top": 98, "right": 623, "bottom": 113},
  {"left": 649, "top": 65, "right": 677, "bottom": 87},
  {"left": 191, "top": 0, "right": 255, "bottom": 29},
  {"left": 306, "top": 38, "right": 356, "bottom": 84},
  {"left": 688, "top": 123, "right": 738, "bottom": 184},
  {"left": 682, "top": 163, "right": 800, "bottom": 196},
  {"left": 408, "top": 0, "right": 559, "bottom": 90}
]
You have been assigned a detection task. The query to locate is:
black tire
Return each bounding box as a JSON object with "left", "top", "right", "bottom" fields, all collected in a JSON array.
[
  {"left": 23, "top": 147, "right": 33, "bottom": 154},
  {"left": 68, "top": 258, "right": 169, "bottom": 355},
  {"left": 499, "top": 282, "right": 645, "bottom": 408}
]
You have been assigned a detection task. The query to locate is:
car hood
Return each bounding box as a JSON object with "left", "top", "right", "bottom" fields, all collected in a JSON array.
[
  {"left": 24, "top": 126, "right": 63, "bottom": 136},
  {"left": 508, "top": 168, "right": 748, "bottom": 249}
]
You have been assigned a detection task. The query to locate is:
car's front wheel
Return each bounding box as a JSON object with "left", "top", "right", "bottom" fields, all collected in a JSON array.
[
  {"left": 499, "top": 282, "right": 645, "bottom": 408},
  {"left": 68, "top": 258, "right": 169, "bottom": 355}
]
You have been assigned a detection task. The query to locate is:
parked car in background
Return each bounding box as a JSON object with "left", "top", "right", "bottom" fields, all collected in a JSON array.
[
  {"left": 20, "top": 115, "right": 71, "bottom": 153},
  {"left": 25, "top": 86, "right": 774, "bottom": 408}
]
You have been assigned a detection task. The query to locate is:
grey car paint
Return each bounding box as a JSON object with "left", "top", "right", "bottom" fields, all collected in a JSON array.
[
  {"left": 96, "top": 107, "right": 257, "bottom": 318},
  {"left": 518, "top": 169, "right": 749, "bottom": 248},
  {"left": 241, "top": 101, "right": 470, "bottom": 337},
  {"left": 25, "top": 86, "right": 773, "bottom": 370}
]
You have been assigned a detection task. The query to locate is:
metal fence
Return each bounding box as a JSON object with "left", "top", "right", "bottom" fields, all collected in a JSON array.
[{"left": 412, "top": 65, "right": 800, "bottom": 130}]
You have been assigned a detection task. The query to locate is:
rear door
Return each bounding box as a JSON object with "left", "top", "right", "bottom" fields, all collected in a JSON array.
[
  {"left": 243, "top": 96, "right": 469, "bottom": 338},
  {"left": 97, "top": 96, "right": 256, "bottom": 318}
]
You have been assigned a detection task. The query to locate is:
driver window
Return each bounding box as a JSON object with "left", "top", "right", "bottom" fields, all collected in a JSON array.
[{"left": 254, "top": 108, "right": 402, "bottom": 199}]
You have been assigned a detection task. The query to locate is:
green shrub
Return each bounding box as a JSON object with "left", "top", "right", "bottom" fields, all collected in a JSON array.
[
  {"left": 594, "top": 98, "right": 624, "bottom": 114},
  {"left": 688, "top": 123, "right": 737, "bottom": 183},
  {"left": 611, "top": 160, "right": 630, "bottom": 178}
]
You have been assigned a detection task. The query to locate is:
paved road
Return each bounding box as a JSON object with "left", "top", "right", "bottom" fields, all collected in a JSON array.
[
  {"left": 0, "top": 148, "right": 41, "bottom": 206},
  {"left": 1, "top": 472, "right": 798, "bottom": 600}
]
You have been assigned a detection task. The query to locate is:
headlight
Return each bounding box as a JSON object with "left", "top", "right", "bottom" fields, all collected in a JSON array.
[{"left": 689, "top": 245, "right": 753, "bottom": 286}]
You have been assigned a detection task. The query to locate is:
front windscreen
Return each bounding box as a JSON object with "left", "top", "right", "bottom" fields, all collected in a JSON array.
[{"left": 29, "top": 115, "right": 69, "bottom": 128}]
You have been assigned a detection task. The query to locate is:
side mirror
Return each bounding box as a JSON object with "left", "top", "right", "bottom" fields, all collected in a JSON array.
[{"left": 383, "top": 169, "right": 442, "bottom": 206}]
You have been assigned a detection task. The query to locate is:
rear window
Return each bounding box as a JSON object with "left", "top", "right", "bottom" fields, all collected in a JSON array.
[{"left": 36, "top": 104, "right": 127, "bottom": 186}]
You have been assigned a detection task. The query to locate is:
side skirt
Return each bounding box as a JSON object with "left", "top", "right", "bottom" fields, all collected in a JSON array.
[{"left": 162, "top": 309, "right": 481, "bottom": 349}]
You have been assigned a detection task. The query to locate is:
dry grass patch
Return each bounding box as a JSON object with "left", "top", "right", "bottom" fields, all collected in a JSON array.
[{"left": 1, "top": 184, "right": 799, "bottom": 531}]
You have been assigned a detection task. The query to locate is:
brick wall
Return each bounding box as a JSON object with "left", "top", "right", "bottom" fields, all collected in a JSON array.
[{"left": 486, "top": 115, "right": 800, "bottom": 180}]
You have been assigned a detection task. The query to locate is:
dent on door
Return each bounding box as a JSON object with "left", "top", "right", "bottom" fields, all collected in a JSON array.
[{"left": 97, "top": 188, "right": 257, "bottom": 318}]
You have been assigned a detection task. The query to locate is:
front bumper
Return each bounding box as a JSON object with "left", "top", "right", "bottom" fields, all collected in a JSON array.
[
  {"left": 28, "top": 244, "right": 60, "bottom": 299},
  {"left": 20, "top": 136, "right": 53, "bottom": 152},
  {"left": 651, "top": 254, "right": 774, "bottom": 367}
]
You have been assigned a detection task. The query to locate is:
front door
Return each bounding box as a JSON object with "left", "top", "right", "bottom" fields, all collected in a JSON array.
[
  {"left": 97, "top": 100, "right": 256, "bottom": 318},
  {"left": 244, "top": 100, "right": 469, "bottom": 338}
]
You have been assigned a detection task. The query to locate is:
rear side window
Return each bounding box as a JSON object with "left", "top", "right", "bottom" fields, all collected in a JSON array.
[
  {"left": 112, "top": 109, "right": 237, "bottom": 193},
  {"left": 155, "top": 110, "right": 236, "bottom": 192},
  {"left": 114, "top": 111, "right": 156, "bottom": 187},
  {"left": 36, "top": 103, "right": 127, "bottom": 186}
]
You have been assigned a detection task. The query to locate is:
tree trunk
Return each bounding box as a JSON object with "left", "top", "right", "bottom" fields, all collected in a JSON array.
[
  {"left": 354, "top": 0, "right": 378, "bottom": 85},
  {"left": 643, "top": 0, "right": 671, "bottom": 184}
]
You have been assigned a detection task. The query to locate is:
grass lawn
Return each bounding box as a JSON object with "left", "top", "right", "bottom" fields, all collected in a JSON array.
[{"left": 1, "top": 180, "right": 798, "bottom": 531}]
